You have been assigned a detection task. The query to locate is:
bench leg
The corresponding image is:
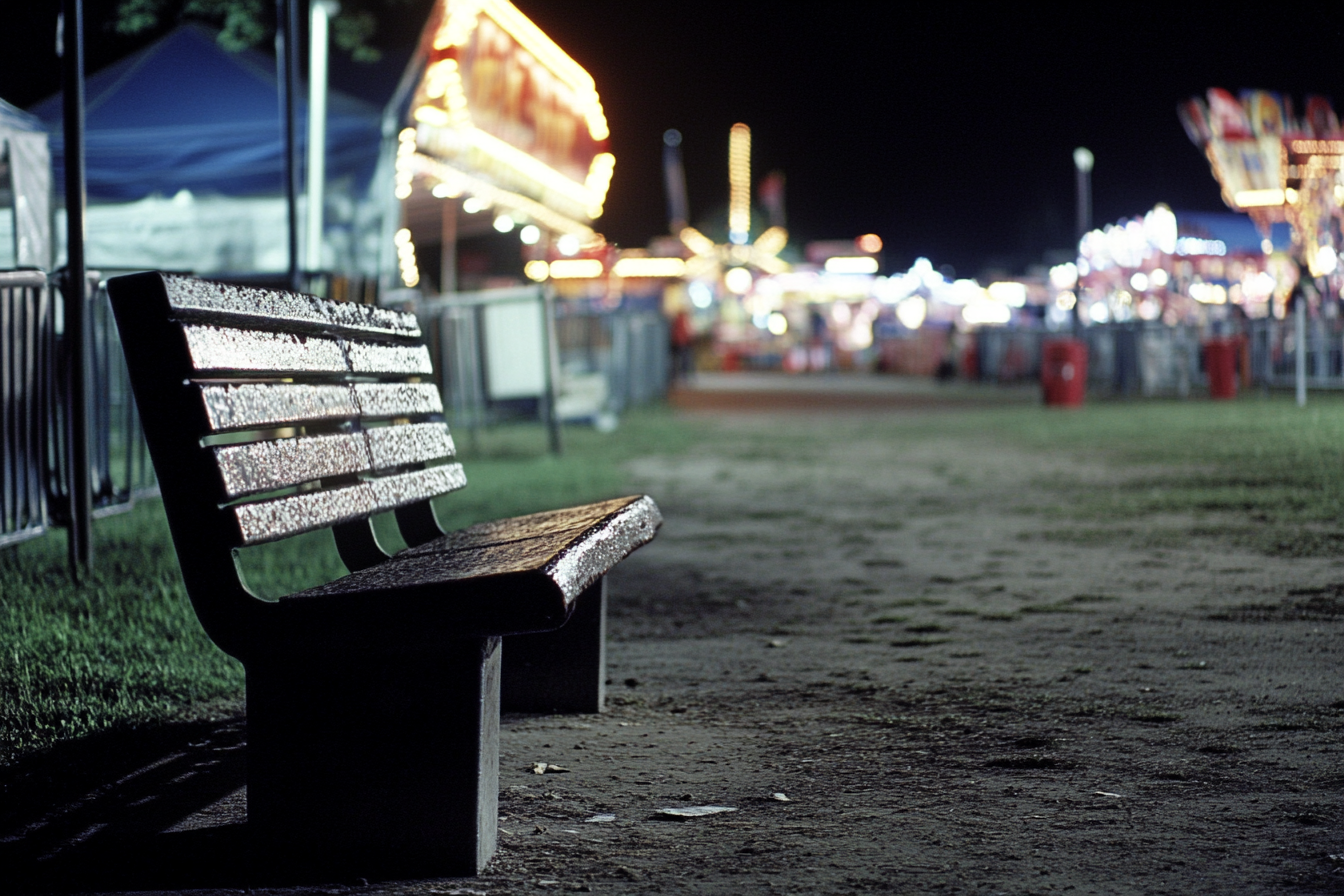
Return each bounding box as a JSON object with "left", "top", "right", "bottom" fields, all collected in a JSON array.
[
  {"left": 246, "top": 637, "right": 500, "bottom": 879},
  {"left": 501, "top": 578, "right": 606, "bottom": 714}
]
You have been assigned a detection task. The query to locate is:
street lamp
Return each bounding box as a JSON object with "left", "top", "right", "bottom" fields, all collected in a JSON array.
[{"left": 1073, "top": 147, "right": 1094, "bottom": 244}]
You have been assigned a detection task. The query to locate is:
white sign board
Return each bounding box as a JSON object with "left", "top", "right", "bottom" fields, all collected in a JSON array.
[{"left": 483, "top": 297, "right": 547, "bottom": 399}]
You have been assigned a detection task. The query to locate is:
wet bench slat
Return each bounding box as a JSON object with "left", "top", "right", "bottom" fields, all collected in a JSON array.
[
  {"left": 183, "top": 324, "right": 433, "bottom": 376},
  {"left": 199, "top": 382, "right": 442, "bottom": 431}
]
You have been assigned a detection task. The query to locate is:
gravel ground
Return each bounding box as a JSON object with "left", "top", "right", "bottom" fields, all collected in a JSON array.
[{"left": 4, "top": 386, "right": 1343, "bottom": 895}]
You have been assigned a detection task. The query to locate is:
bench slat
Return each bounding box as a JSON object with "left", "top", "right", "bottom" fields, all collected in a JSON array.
[
  {"left": 184, "top": 325, "right": 433, "bottom": 377},
  {"left": 199, "top": 382, "right": 445, "bottom": 432},
  {"left": 368, "top": 464, "right": 466, "bottom": 512},
  {"left": 352, "top": 382, "right": 443, "bottom": 417},
  {"left": 347, "top": 341, "right": 433, "bottom": 375},
  {"left": 290, "top": 495, "right": 661, "bottom": 607},
  {"left": 185, "top": 325, "right": 347, "bottom": 374},
  {"left": 232, "top": 463, "right": 467, "bottom": 545},
  {"left": 235, "top": 481, "right": 377, "bottom": 545},
  {"left": 366, "top": 423, "right": 454, "bottom": 471},
  {"left": 164, "top": 274, "right": 420, "bottom": 339},
  {"left": 215, "top": 433, "right": 371, "bottom": 498},
  {"left": 201, "top": 383, "right": 359, "bottom": 431}
]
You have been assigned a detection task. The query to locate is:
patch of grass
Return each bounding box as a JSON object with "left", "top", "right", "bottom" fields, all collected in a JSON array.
[
  {"left": 0, "top": 503, "right": 244, "bottom": 765},
  {"left": 1, "top": 409, "right": 701, "bottom": 765}
]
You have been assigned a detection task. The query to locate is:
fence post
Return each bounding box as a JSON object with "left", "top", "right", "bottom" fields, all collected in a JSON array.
[
  {"left": 1295, "top": 298, "right": 1307, "bottom": 407},
  {"left": 61, "top": 0, "right": 92, "bottom": 574}
]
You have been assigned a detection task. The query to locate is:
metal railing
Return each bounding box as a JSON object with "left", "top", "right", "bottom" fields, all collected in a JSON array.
[
  {"left": 1, "top": 270, "right": 156, "bottom": 551},
  {"left": 414, "top": 288, "right": 670, "bottom": 447},
  {"left": 1, "top": 271, "right": 55, "bottom": 547}
]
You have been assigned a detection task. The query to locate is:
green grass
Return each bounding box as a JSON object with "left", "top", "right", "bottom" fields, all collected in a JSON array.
[
  {"left": 1, "top": 407, "right": 699, "bottom": 764},
  {"left": 0, "top": 505, "right": 243, "bottom": 765},
  {"left": 8, "top": 393, "right": 1344, "bottom": 763}
]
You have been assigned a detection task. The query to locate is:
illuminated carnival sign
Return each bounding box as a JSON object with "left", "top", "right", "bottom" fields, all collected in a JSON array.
[{"left": 404, "top": 0, "right": 614, "bottom": 235}]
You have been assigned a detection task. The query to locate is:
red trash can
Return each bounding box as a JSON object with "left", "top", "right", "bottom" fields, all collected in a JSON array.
[
  {"left": 1203, "top": 339, "right": 1237, "bottom": 399},
  {"left": 1041, "top": 339, "right": 1087, "bottom": 407}
]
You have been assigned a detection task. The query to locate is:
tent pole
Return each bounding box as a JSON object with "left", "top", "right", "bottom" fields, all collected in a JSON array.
[
  {"left": 276, "top": 0, "right": 301, "bottom": 291},
  {"left": 60, "top": 0, "right": 93, "bottom": 576},
  {"left": 305, "top": 1, "right": 338, "bottom": 275}
]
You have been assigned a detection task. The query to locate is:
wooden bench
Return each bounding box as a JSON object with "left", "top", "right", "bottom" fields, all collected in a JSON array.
[{"left": 105, "top": 272, "right": 661, "bottom": 879}]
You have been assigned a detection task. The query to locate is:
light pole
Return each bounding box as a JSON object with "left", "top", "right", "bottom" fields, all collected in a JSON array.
[{"left": 1073, "top": 147, "right": 1094, "bottom": 243}]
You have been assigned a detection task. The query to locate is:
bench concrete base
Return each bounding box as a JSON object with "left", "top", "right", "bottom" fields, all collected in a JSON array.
[
  {"left": 246, "top": 637, "right": 500, "bottom": 879},
  {"left": 502, "top": 579, "right": 606, "bottom": 714}
]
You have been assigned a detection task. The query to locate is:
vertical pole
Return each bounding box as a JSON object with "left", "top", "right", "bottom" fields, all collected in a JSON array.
[
  {"left": 305, "top": 1, "right": 336, "bottom": 273},
  {"left": 1295, "top": 295, "right": 1307, "bottom": 407},
  {"left": 541, "top": 286, "right": 563, "bottom": 456},
  {"left": 61, "top": 0, "right": 92, "bottom": 575},
  {"left": 440, "top": 200, "right": 457, "bottom": 296},
  {"left": 276, "top": 0, "right": 301, "bottom": 291}
]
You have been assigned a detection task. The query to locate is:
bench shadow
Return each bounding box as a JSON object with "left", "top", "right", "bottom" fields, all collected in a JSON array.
[{"left": 0, "top": 713, "right": 268, "bottom": 893}]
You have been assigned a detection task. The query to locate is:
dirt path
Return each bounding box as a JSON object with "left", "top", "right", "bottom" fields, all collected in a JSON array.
[
  {"left": 486, "top": 407, "right": 1344, "bottom": 894},
  {"left": 6, "top": 396, "right": 1343, "bottom": 895}
]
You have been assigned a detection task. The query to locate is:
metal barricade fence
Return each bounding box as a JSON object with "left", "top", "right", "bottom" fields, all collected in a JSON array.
[
  {"left": 1247, "top": 316, "right": 1344, "bottom": 390},
  {"left": 415, "top": 289, "right": 669, "bottom": 439},
  {"left": 1, "top": 271, "right": 156, "bottom": 551},
  {"left": 1, "top": 271, "right": 55, "bottom": 547},
  {"left": 974, "top": 322, "right": 1207, "bottom": 396}
]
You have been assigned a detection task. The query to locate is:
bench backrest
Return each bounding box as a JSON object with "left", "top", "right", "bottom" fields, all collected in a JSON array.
[{"left": 107, "top": 272, "right": 462, "bottom": 657}]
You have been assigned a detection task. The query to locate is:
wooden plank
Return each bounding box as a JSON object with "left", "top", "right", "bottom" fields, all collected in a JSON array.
[
  {"left": 231, "top": 463, "right": 466, "bottom": 545},
  {"left": 164, "top": 274, "right": 420, "bottom": 339},
  {"left": 184, "top": 326, "right": 432, "bottom": 377},
  {"left": 365, "top": 423, "right": 454, "bottom": 471},
  {"left": 234, "top": 481, "right": 377, "bottom": 545},
  {"left": 352, "top": 382, "right": 443, "bottom": 417},
  {"left": 184, "top": 325, "right": 347, "bottom": 374},
  {"left": 290, "top": 495, "right": 661, "bottom": 606},
  {"left": 368, "top": 463, "right": 467, "bottom": 512},
  {"left": 200, "top": 383, "right": 359, "bottom": 431},
  {"left": 346, "top": 341, "right": 433, "bottom": 375},
  {"left": 215, "top": 432, "right": 370, "bottom": 498}
]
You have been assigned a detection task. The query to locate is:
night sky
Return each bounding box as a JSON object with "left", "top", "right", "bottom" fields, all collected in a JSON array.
[{"left": 4, "top": 2, "right": 1343, "bottom": 277}]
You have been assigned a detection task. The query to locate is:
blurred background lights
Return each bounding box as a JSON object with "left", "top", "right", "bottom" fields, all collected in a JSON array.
[
  {"left": 1149, "top": 268, "right": 1169, "bottom": 288},
  {"left": 549, "top": 258, "right": 604, "bottom": 278},
  {"left": 1129, "top": 271, "right": 1149, "bottom": 292},
  {"left": 856, "top": 233, "right": 883, "bottom": 253},
  {"left": 688, "top": 281, "right": 714, "bottom": 308},
  {"left": 556, "top": 233, "right": 581, "bottom": 256},
  {"left": 462, "top": 196, "right": 488, "bottom": 214},
  {"left": 1048, "top": 262, "right": 1078, "bottom": 290},
  {"left": 987, "top": 281, "right": 1027, "bottom": 307},
  {"left": 895, "top": 296, "right": 927, "bottom": 329},
  {"left": 767, "top": 311, "right": 789, "bottom": 336},
  {"left": 395, "top": 227, "right": 419, "bottom": 287},
  {"left": 519, "top": 224, "right": 541, "bottom": 245},
  {"left": 724, "top": 266, "right": 753, "bottom": 294},
  {"left": 1055, "top": 291, "right": 1077, "bottom": 310},
  {"left": 825, "top": 256, "right": 880, "bottom": 274},
  {"left": 523, "top": 260, "right": 549, "bottom": 281},
  {"left": 1088, "top": 301, "right": 1109, "bottom": 323},
  {"left": 493, "top": 214, "right": 515, "bottom": 233},
  {"left": 1312, "top": 245, "right": 1338, "bottom": 277}
]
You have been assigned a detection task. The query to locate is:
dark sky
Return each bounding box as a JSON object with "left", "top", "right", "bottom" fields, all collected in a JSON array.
[{"left": 4, "top": 2, "right": 1343, "bottom": 277}]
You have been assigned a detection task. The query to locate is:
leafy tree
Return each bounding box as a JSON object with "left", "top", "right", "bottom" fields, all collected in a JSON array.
[{"left": 113, "top": 0, "right": 401, "bottom": 61}]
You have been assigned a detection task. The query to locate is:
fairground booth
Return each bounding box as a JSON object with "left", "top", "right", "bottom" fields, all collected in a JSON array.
[{"left": 386, "top": 0, "right": 669, "bottom": 426}]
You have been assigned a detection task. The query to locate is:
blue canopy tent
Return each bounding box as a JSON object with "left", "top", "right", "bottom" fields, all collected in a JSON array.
[
  {"left": 31, "top": 23, "right": 380, "bottom": 200},
  {"left": 29, "top": 24, "right": 386, "bottom": 274}
]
